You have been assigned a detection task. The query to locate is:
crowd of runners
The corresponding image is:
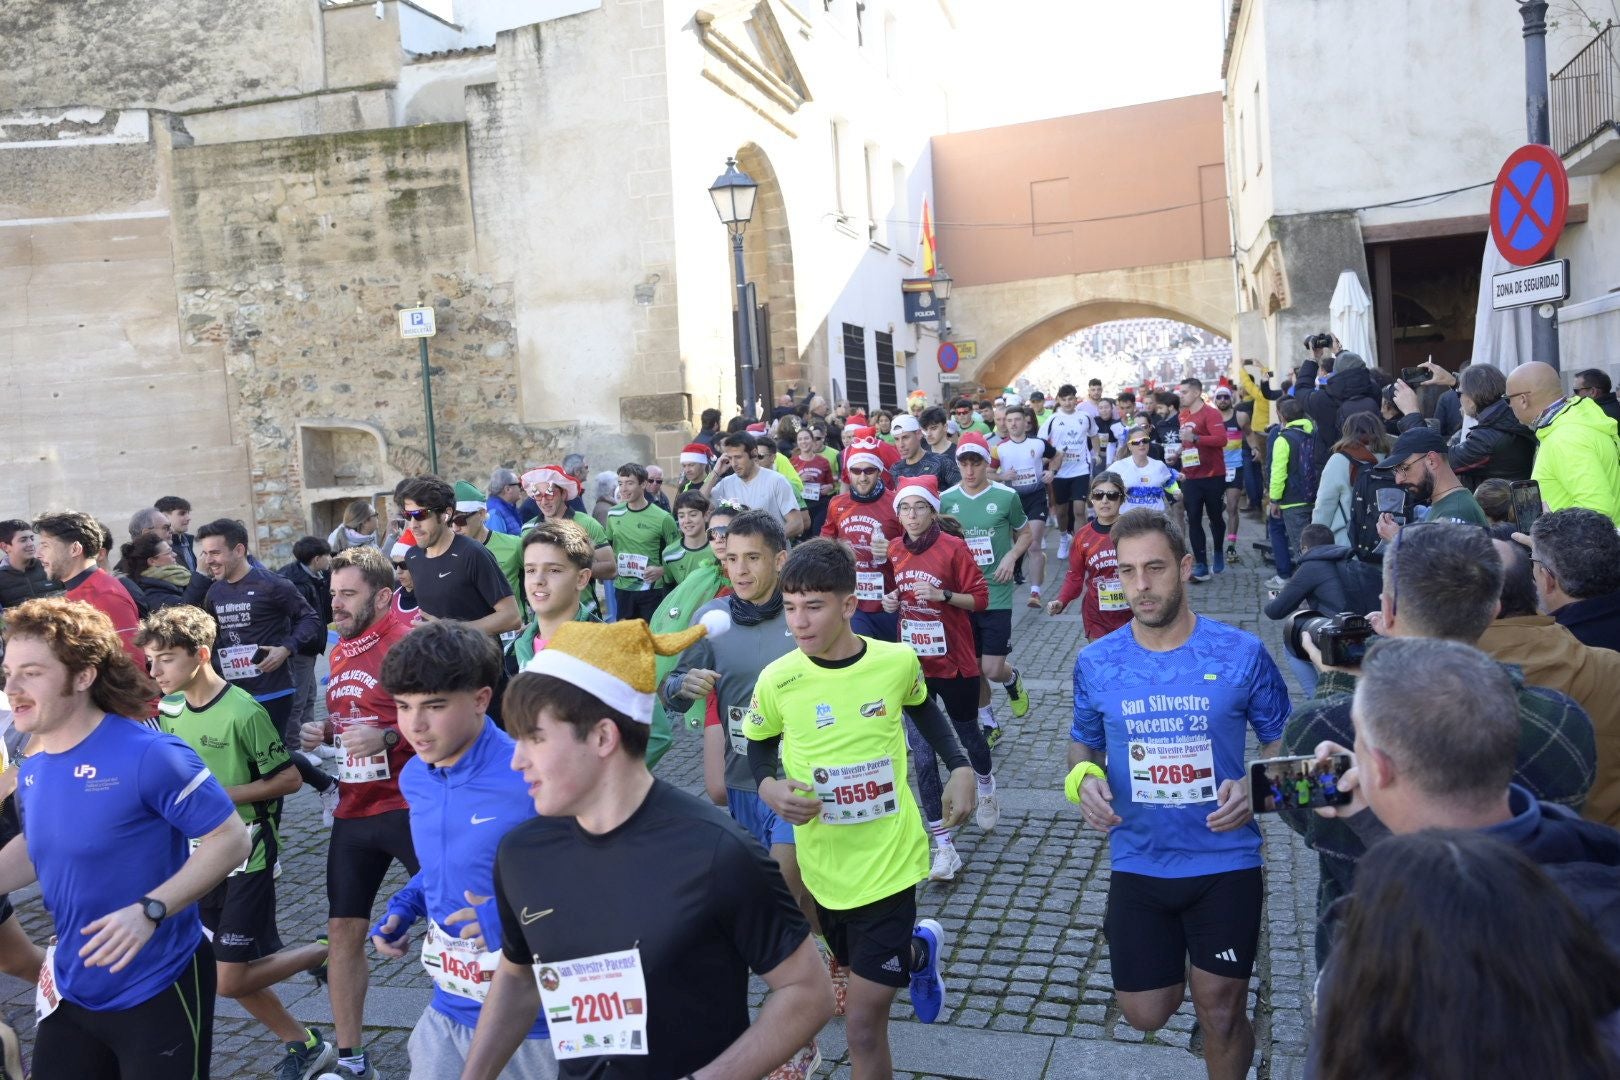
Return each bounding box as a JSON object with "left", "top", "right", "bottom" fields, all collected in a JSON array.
[{"left": 1, "top": 348, "right": 1619, "bottom": 1080}]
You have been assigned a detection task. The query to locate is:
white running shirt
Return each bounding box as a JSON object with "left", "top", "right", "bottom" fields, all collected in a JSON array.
[
  {"left": 1040, "top": 410, "right": 1098, "bottom": 480},
  {"left": 1111, "top": 457, "right": 1179, "bottom": 514},
  {"left": 994, "top": 437, "right": 1048, "bottom": 493}
]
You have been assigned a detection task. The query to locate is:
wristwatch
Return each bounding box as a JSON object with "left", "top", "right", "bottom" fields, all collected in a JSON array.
[
  {"left": 139, "top": 897, "right": 167, "bottom": 925},
  {"left": 942, "top": 589, "right": 954, "bottom": 602},
  {"left": 381, "top": 730, "right": 400, "bottom": 750}
]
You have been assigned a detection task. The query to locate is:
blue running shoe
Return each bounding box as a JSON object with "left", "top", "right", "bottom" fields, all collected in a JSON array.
[
  {"left": 1191, "top": 563, "right": 1212, "bottom": 583},
  {"left": 909, "top": 918, "right": 949, "bottom": 1023}
]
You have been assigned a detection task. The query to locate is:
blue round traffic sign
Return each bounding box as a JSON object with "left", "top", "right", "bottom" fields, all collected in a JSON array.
[
  {"left": 937, "top": 342, "right": 960, "bottom": 373},
  {"left": 1490, "top": 144, "right": 1569, "bottom": 267}
]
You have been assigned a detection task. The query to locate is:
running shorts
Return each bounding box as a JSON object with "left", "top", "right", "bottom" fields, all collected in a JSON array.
[
  {"left": 969, "top": 609, "right": 1013, "bottom": 658},
  {"left": 815, "top": 886, "right": 917, "bottom": 989},
  {"left": 1104, "top": 867, "right": 1263, "bottom": 992},
  {"left": 726, "top": 787, "right": 795, "bottom": 849},
  {"left": 1052, "top": 475, "right": 1090, "bottom": 507},
  {"left": 327, "top": 808, "right": 420, "bottom": 920},
  {"left": 200, "top": 867, "right": 283, "bottom": 964},
  {"left": 1016, "top": 488, "right": 1049, "bottom": 522}
]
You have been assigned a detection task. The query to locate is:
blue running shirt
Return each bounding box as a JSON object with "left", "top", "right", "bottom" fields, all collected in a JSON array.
[
  {"left": 1071, "top": 617, "right": 1289, "bottom": 878},
  {"left": 17, "top": 717, "right": 237, "bottom": 1010}
]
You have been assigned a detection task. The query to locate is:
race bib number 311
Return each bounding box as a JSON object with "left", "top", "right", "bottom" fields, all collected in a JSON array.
[{"left": 535, "top": 948, "right": 649, "bottom": 1060}]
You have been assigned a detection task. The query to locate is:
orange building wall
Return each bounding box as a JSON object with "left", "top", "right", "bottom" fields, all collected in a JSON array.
[{"left": 931, "top": 93, "right": 1230, "bottom": 287}]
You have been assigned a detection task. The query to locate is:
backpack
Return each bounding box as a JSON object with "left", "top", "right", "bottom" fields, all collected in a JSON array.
[
  {"left": 1279, "top": 425, "right": 1321, "bottom": 502},
  {"left": 1346, "top": 460, "right": 1411, "bottom": 561},
  {"left": 1332, "top": 555, "right": 1384, "bottom": 616}
]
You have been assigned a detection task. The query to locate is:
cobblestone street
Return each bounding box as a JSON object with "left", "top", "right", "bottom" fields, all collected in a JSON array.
[{"left": 0, "top": 510, "right": 1320, "bottom": 1079}]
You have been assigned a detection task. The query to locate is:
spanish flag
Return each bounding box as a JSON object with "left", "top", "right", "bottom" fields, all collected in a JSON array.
[{"left": 919, "top": 197, "right": 937, "bottom": 277}]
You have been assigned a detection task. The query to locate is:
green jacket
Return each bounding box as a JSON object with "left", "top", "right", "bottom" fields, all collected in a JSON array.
[
  {"left": 479, "top": 528, "right": 525, "bottom": 618},
  {"left": 1270, "top": 417, "right": 1317, "bottom": 508},
  {"left": 1533, "top": 396, "right": 1620, "bottom": 524},
  {"left": 646, "top": 562, "right": 727, "bottom": 767}
]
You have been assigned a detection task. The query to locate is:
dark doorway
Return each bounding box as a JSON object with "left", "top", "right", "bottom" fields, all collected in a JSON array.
[{"left": 1366, "top": 232, "right": 1486, "bottom": 371}]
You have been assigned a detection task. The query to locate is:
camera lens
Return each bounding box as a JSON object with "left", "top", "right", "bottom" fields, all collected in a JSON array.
[{"left": 1283, "top": 609, "right": 1332, "bottom": 662}]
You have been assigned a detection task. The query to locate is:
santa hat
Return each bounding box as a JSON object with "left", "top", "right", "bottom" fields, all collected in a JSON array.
[
  {"left": 955, "top": 432, "right": 992, "bottom": 460},
  {"left": 522, "top": 612, "right": 731, "bottom": 723},
  {"left": 847, "top": 450, "right": 885, "bottom": 471},
  {"left": 846, "top": 412, "right": 869, "bottom": 428},
  {"left": 522, "top": 465, "right": 580, "bottom": 501},
  {"left": 746, "top": 422, "right": 768, "bottom": 434},
  {"left": 454, "top": 481, "right": 485, "bottom": 513},
  {"left": 892, "top": 474, "right": 940, "bottom": 513},
  {"left": 679, "top": 443, "right": 713, "bottom": 466},
  {"left": 390, "top": 540, "right": 412, "bottom": 560}
]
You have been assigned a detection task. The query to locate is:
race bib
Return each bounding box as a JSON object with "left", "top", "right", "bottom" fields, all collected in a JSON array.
[
  {"left": 616, "top": 553, "right": 648, "bottom": 581},
  {"left": 1012, "top": 468, "right": 1038, "bottom": 489},
  {"left": 725, "top": 706, "right": 749, "bottom": 756},
  {"left": 855, "top": 571, "right": 885, "bottom": 602},
  {"left": 801, "top": 482, "right": 822, "bottom": 501},
  {"left": 423, "top": 918, "right": 500, "bottom": 1002},
  {"left": 810, "top": 757, "right": 899, "bottom": 825},
  {"left": 1096, "top": 578, "right": 1128, "bottom": 612},
  {"left": 901, "top": 618, "right": 947, "bottom": 657},
  {"left": 1063, "top": 449, "right": 1087, "bottom": 466},
  {"left": 336, "top": 729, "right": 392, "bottom": 784},
  {"left": 190, "top": 824, "right": 255, "bottom": 877},
  {"left": 1225, "top": 468, "right": 1236, "bottom": 483},
  {"left": 1180, "top": 447, "right": 1201, "bottom": 470},
  {"left": 966, "top": 534, "right": 995, "bottom": 566},
  {"left": 535, "top": 948, "right": 649, "bottom": 1060},
  {"left": 219, "top": 644, "right": 261, "bottom": 681},
  {"left": 35, "top": 944, "right": 60, "bottom": 1025},
  {"left": 500, "top": 629, "right": 520, "bottom": 644},
  {"left": 1127, "top": 739, "right": 1217, "bottom": 804}
]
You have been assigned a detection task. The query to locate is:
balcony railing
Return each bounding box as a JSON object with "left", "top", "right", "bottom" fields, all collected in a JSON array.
[{"left": 1551, "top": 22, "right": 1619, "bottom": 157}]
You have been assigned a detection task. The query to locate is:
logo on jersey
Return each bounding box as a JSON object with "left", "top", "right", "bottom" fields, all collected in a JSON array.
[
  {"left": 986, "top": 501, "right": 998, "bottom": 513},
  {"left": 859, "top": 699, "right": 885, "bottom": 718},
  {"left": 73, "top": 764, "right": 97, "bottom": 780},
  {"left": 814, "top": 703, "right": 835, "bottom": 729},
  {"left": 522, "top": 908, "right": 555, "bottom": 926},
  {"left": 1203, "top": 673, "right": 1217, "bottom": 681}
]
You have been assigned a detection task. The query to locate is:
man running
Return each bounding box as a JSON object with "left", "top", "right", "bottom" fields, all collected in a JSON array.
[
  {"left": 888, "top": 414, "right": 960, "bottom": 490},
  {"left": 1038, "top": 384, "right": 1099, "bottom": 565},
  {"left": 139, "top": 606, "right": 336, "bottom": 1079},
  {"left": 398, "top": 476, "right": 520, "bottom": 638},
  {"left": 369, "top": 621, "right": 556, "bottom": 1079},
  {"left": 524, "top": 465, "right": 617, "bottom": 603},
  {"left": 34, "top": 510, "right": 145, "bottom": 667},
  {"left": 706, "top": 432, "right": 807, "bottom": 536},
  {"left": 300, "top": 546, "right": 420, "bottom": 1079},
  {"left": 604, "top": 463, "right": 682, "bottom": 624},
  {"left": 0, "top": 597, "right": 248, "bottom": 1078},
  {"left": 1176, "top": 378, "right": 1231, "bottom": 581},
  {"left": 941, "top": 433, "right": 1033, "bottom": 746},
  {"left": 1066, "top": 509, "right": 1289, "bottom": 1080},
  {"left": 749, "top": 538, "right": 972, "bottom": 1077},
  {"left": 461, "top": 619, "right": 832, "bottom": 1079},
  {"left": 994, "top": 406, "right": 1055, "bottom": 608},
  {"left": 820, "top": 445, "right": 904, "bottom": 640},
  {"left": 660, "top": 490, "right": 719, "bottom": 589},
  {"left": 1213, "top": 386, "right": 1249, "bottom": 563}
]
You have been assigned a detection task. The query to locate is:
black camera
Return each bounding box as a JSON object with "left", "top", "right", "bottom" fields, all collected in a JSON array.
[
  {"left": 1284, "top": 609, "right": 1377, "bottom": 667},
  {"left": 1303, "top": 333, "right": 1334, "bottom": 351}
]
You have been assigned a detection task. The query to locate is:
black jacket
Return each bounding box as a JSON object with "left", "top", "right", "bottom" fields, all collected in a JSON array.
[
  {"left": 1449, "top": 398, "right": 1537, "bottom": 487},
  {"left": 1592, "top": 393, "right": 1620, "bottom": 426},
  {"left": 277, "top": 561, "right": 332, "bottom": 656},
  {"left": 0, "top": 561, "right": 63, "bottom": 610},
  {"left": 1298, "top": 360, "right": 1380, "bottom": 457},
  {"left": 1555, "top": 591, "right": 1620, "bottom": 654},
  {"left": 135, "top": 571, "right": 212, "bottom": 612},
  {"left": 1263, "top": 544, "right": 1381, "bottom": 621}
]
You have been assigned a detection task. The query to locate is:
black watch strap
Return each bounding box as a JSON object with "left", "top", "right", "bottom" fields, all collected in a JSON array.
[{"left": 140, "top": 896, "right": 167, "bottom": 924}]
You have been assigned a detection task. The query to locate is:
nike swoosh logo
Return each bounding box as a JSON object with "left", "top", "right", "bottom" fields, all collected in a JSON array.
[
  {"left": 520, "top": 907, "right": 553, "bottom": 924},
  {"left": 470, "top": 814, "right": 496, "bottom": 825},
  {"left": 439, "top": 571, "right": 453, "bottom": 577},
  {"left": 159, "top": 1045, "right": 182, "bottom": 1057}
]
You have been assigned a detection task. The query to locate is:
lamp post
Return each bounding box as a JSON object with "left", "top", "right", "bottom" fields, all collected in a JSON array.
[
  {"left": 1518, "top": 0, "right": 1561, "bottom": 370},
  {"left": 931, "top": 267, "right": 953, "bottom": 336},
  {"left": 709, "top": 158, "right": 761, "bottom": 419}
]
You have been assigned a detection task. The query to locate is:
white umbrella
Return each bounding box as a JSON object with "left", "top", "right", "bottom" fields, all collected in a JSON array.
[
  {"left": 1469, "top": 240, "right": 1534, "bottom": 373},
  {"left": 1329, "top": 271, "right": 1376, "bottom": 366}
]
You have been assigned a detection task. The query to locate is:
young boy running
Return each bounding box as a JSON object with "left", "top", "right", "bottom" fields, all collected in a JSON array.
[
  {"left": 370, "top": 621, "right": 555, "bottom": 1078},
  {"left": 139, "top": 605, "right": 336, "bottom": 1079},
  {"left": 748, "top": 539, "right": 974, "bottom": 1078},
  {"left": 660, "top": 490, "right": 719, "bottom": 589}
]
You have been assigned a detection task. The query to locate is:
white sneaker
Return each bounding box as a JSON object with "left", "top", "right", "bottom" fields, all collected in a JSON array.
[
  {"left": 319, "top": 785, "right": 340, "bottom": 828},
  {"left": 928, "top": 843, "right": 963, "bottom": 881},
  {"left": 1264, "top": 574, "right": 1287, "bottom": 590},
  {"left": 975, "top": 791, "right": 1001, "bottom": 832},
  {"left": 1056, "top": 533, "right": 1072, "bottom": 561}
]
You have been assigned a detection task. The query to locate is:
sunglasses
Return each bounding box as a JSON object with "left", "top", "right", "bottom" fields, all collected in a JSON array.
[
  {"left": 400, "top": 508, "right": 440, "bottom": 521},
  {"left": 1128, "top": 439, "right": 1150, "bottom": 447},
  {"left": 647, "top": 478, "right": 663, "bottom": 485},
  {"left": 707, "top": 526, "right": 729, "bottom": 540},
  {"left": 1091, "top": 490, "right": 1123, "bottom": 501},
  {"left": 848, "top": 467, "right": 880, "bottom": 476},
  {"left": 392, "top": 562, "right": 407, "bottom": 571},
  {"left": 451, "top": 512, "right": 473, "bottom": 526}
]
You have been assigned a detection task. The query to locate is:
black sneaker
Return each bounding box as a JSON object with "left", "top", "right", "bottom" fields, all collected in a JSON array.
[{"left": 277, "top": 1028, "right": 336, "bottom": 1080}]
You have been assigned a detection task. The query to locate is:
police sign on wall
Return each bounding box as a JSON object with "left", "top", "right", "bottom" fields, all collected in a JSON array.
[{"left": 902, "top": 278, "right": 941, "bottom": 323}]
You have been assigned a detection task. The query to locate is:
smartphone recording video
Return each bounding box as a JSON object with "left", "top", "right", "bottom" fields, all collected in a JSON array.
[
  {"left": 1510, "top": 480, "right": 1542, "bottom": 535},
  {"left": 1249, "top": 753, "right": 1353, "bottom": 813}
]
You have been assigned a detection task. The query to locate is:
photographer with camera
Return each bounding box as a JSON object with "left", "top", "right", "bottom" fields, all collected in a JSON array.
[
  {"left": 1294, "top": 339, "right": 1380, "bottom": 462},
  {"left": 1263, "top": 524, "right": 1379, "bottom": 697},
  {"left": 1390, "top": 363, "right": 1533, "bottom": 487},
  {"left": 1371, "top": 427, "right": 1487, "bottom": 543},
  {"left": 1278, "top": 522, "right": 1596, "bottom": 965}
]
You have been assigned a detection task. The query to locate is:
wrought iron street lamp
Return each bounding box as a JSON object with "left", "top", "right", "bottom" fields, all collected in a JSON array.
[{"left": 710, "top": 158, "right": 762, "bottom": 418}]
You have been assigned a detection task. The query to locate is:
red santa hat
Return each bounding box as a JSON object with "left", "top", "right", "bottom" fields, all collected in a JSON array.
[
  {"left": 954, "top": 432, "right": 993, "bottom": 460},
  {"left": 892, "top": 474, "right": 940, "bottom": 513},
  {"left": 679, "top": 443, "right": 713, "bottom": 466},
  {"left": 846, "top": 450, "right": 886, "bottom": 472},
  {"left": 521, "top": 465, "right": 580, "bottom": 501},
  {"left": 746, "top": 422, "right": 768, "bottom": 434}
]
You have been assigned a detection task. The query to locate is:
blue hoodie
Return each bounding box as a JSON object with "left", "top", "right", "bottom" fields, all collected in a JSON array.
[{"left": 380, "top": 719, "right": 546, "bottom": 1037}]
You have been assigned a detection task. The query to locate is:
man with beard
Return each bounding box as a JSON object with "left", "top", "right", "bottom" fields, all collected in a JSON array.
[
  {"left": 1066, "top": 508, "right": 1289, "bottom": 1080},
  {"left": 1373, "top": 428, "right": 1487, "bottom": 544},
  {"left": 820, "top": 445, "right": 905, "bottom": 640}
]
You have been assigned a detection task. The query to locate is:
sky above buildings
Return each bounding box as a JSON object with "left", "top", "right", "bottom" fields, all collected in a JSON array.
[{"left": 948, "top": 0, "right": 1227, "bottom": 131}]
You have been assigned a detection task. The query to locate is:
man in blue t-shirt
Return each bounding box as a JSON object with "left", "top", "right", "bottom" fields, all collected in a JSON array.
[
  {"left": 1065, "top": 510, "right": 1288, "bottom": 1080},
  {"left": 367, "top": 621, "right": 555, "bottom": 1079},
  {"left": 0, "top": 597, "right": 248, "bottom": 1079}
]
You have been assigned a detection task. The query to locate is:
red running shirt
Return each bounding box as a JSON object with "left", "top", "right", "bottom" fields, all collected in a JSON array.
[
  {"left": 324, "top": 615, "right": 416, "bottom": 818},
  {"left": 1055, "top": 521, "right": 1132, "bottom": 641},
  {"left": 821, "top": 495, "right": 904, "bottom": 613},
  {"left": 888, "top": 531, "right": 987, "bottom": 679}
]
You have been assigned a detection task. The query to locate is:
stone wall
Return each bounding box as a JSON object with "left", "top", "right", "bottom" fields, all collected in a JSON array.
[{"left": 167, "top": 123, "right": 631, "bottom": 559}]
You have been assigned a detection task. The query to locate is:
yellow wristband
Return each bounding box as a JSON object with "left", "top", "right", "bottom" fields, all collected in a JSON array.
[{"left": 1064, "top": 761, "right": 1106, "bottom": 805}]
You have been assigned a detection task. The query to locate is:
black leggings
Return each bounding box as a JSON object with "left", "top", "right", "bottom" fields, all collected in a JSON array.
[
  {"left": 1180, "top": 476, "right": 1227, "bottom": 565},
  {"left": 36, "top": 940, "right": 216, "bottom": 1079},
  {"left": 906, "top": 675, "right": 993, "bottom": 824}
]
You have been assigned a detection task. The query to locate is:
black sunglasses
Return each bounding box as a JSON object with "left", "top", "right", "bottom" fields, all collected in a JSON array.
[
  {"left": 707, "top": 526, "right": 729, "bottom": 540},
  {"left": 1091, "top": 490, "right": 1123, "bottom": 501},
  {"left": 400, "top": 508, "right": 441, "bottom": 521},
  {"left": 392, "top": 562, "right": 407, "bottom": 571}
]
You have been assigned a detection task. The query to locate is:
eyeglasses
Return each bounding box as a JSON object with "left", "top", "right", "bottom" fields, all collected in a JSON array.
[
  {"left": 1392, "top": 455, "right": 1426, "bottom": 479},
  {"left": 896, "top": 502, "right": 934, "bottom": 515},
  {"left": 1091, "top": 490, "right": 1123, "bottom": 501},
  {"left": 707, "top": 526, "right": 729, "bottom": 541},
  {"left": 646, "top": 478, "right": 663, "bottom": 485},
  {"left": 450, "top": 513, "right": 473, "bottom": 526},
  {"left": 1573, "top": 385, "right": 1593, "bottom": 395},
  {"left": 400, "top": 508, "right": 439, "bottom": 522},
  {"left": 1507, "top": 389, "right": 1534, "bottom": 408}
]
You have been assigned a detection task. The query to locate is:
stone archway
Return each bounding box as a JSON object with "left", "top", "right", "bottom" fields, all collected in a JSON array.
[
  {"left": 734, "top": 144, "right": 800, "bottom": 400},
  {"left": 973, "top": 299, "right": 1229, "bottom": 392}
]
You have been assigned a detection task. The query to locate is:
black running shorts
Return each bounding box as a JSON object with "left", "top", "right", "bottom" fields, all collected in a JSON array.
[
  {"left": 326, "top": 809, "right": 420, "bottom": 920},
  {"left": 815, "top": 886, "right": 916, "bottom": 989},
  {"left": 200, "top": 867, "right": 283, "bottom": 964},
  {"left": 1104, "top": 867, "right": 1263, "bottom": 992}
]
